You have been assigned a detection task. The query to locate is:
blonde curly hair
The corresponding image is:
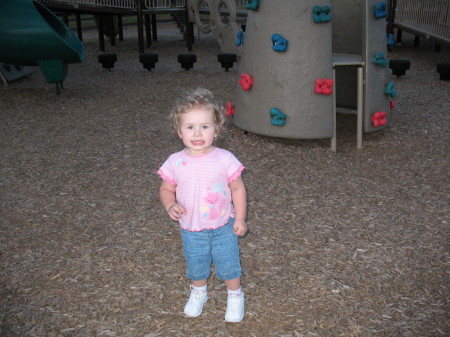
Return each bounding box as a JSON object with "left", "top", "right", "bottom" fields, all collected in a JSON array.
[{"left": 169, "top": 88, "right": 225, "bottom": 133}]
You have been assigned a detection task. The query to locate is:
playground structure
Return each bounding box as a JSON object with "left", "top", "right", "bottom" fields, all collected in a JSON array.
[
  {"left": 388, "top": 0, "right": 450, "bottom": 50},
  {"left": 39, "top": 0, "right": 195, "bottom": 52},
  {"left": 38, "top": 0, "right": 247, "bottom": 53},
  {"left": 0, "top": 0, "right": 84, "bottom": 94},
  {"left": 225, "top": 0, "right": 392, "bottom": 150},
  {"left": 1, "top": 0, "right": 446, "bottom": 146},
  {"left": 187, "top": 0, "right": 247, "bottom": 55}
]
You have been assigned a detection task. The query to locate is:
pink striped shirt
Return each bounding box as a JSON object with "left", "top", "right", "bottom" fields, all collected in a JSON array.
[{"left": 158, "top": 147, "right": 245, "bottom": 232}]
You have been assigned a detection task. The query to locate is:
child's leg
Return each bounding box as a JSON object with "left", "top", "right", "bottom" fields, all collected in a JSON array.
[
  {"left": 192, "top": 279, "right": 208, "bottom": 287},
  {"left": 184, "top": 281, "right": 208, "bottom": 317},
  {"left": 210, "top": 219, "right": 245, "bottom": 322},
  {"left": 180, "top": 228, "right": 212, "bottom": 317},
  {"left": 224, "top": 277, "right": 244, "bottom": 323},
  {"left": 225, "top": 277, "right": 241, "bottom": 291}
]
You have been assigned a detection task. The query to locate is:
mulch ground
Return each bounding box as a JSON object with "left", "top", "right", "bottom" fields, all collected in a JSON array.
[{"left": 0, "top": 23, "right": 449, "bottom": 337}]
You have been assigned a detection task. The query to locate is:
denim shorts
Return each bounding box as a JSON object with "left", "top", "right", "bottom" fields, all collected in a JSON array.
[{"left": 180, "top": 217, "right": 243, "bottom": 281}]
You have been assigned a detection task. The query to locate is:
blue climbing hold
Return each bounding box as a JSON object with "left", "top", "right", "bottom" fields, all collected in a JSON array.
[
  {"left": 272, "top": 34, "right": 288, "bottom": 52},
  {"left": 387, "top": 34, "right": 395, "bottom": 51},
  {"left": 374, "top": 2, "right": 387, "bottom": 19},
  {"left": 236, "top": 30, "right": 244, "bottom": 47}
]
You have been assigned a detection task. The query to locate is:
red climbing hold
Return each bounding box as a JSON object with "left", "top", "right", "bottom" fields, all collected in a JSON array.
[
  {"left": 315, "top": 78, "right": 333, "bottom": 95},
  {"left": 226, "top": 101, "right": 235, "bottom": 117},
  {"left": 372, "top": 111, "right": 387, "bottom": 127},
  {"left": 239, "top": 73, "right": 253, "bottom": 91}
]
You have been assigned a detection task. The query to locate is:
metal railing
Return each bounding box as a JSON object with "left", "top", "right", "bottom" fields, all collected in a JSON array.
[
  {"left": 41, "top": 0, "right": 248, "bottom": 9},
  {"left": 395, "top": 0, "right": 450, "bottom": 43},
  {"left": 42, "top": 0, "right": 137, "bottom": 9}
]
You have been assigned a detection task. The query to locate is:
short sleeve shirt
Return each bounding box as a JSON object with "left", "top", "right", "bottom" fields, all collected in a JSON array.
[{"left": 158, "top": 147, "right": 244, "bottom": 232}]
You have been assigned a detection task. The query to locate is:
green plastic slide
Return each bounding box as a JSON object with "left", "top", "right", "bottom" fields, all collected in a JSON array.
[{"left": 0, "top": 0, "right": 84, "bottom": 92}]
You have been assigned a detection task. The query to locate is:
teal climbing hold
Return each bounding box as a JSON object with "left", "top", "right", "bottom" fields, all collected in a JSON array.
[
  {"left": 372, "top": 52, "right": 387, "bottom": 68},
  {"left": 245, "top": 0, "right": 259, "bottom": 11},
  {"left": 269, "top": 108, "right": 286, "bottom": 126},
  {"left": 385, "top": 82, "right": 396, "bottom": 98},
  {"left": 313, "top": 5, "right": 332, "bottom": 23}
]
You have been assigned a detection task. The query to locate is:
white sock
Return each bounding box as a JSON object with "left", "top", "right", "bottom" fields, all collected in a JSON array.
[
  {"left": 192, "top": 284, "right": 207, "bottom": 292},
  {"left": 227, "top": 287, "right": 242, "bottom": 296}
]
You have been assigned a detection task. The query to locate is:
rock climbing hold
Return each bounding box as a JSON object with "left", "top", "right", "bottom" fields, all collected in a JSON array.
[
  {"left": 218, "top": 53, "right": 237, "bottom": 71},
  {"left": 245, "top": 0, "right": 259, "bottom": 11},
  {"left": 272, "top": 34, "right": 288, "bottom": 52},
  {"left": 384, "top": 82, "right": 396, "bottom": 98},
  {"left": 98, "top": 53, "right": 117, "bottom": 70},
  {"left": 269, "top": 108, "right": 286, "bottom": 126},
  {"left": 178, "top": 54, "right": 196, "bottom": 71},
  {"left": 373, "top": 2, "right": 387, "bottom": 19},
  {"left": 315, "top": 78, "right": 333, "bottom": 95},
  {"left": 390, "top": 100, "right": 395, "bottom": 112},
  {"left": 236, "top": 30, "right": 244, "bottom": 46},
  {"left": 226, "top": 101, "right": 235, "bottom": 117},
  {"left": 372, "top": 52, "right": 387, "bottom": 68},
  {"left": 139, "top": 53, "right": 158, "bottom": 71},
  {"left": 313, "top": 5, "right": 332, "bottom": 23},
  {"left": 372, "top": 111, "right": 387, "bottom": 127},
  {"left": 239, "top": 73, "right": 253, "bottom": 91},
  {"left": 389, "top": 59, "right": 410, "bottom": 77},
  {"left": 437, "top": 63, "right": 450, "bottom": 81},
  {"left": 387, "top": 34, "right": 395, "bottom": 51}
]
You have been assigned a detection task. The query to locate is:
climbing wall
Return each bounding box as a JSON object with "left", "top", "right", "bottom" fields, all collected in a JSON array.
[
  {"left": 332, "top": 0, "right": 391, "bottom": 133},
  {"left": 231, "top": 0, "right": 391, "bottom": 140},
  {"left": 232, "top": 0, "right": 334, "bottom": 139},
  {"left": 362, "top": 0, "right": 391, "bottom": 132}
]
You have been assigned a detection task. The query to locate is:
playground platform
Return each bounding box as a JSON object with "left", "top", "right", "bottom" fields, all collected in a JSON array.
[{"left": 40, "top": 0, "right": 195, "bottom": 52}]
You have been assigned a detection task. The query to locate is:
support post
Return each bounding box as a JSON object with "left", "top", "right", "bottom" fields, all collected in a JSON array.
[
  {"left": 136, "top": 0, "right": 145, "bottom": 53},
  {"left": 98, "top": 15, "right": 105, "bottom": 51},
  {"left": 145, "top": 14, "right": 152, "bottom": 47},
  {"left": 185, "top": 2, "right": 193, "bottom": 51},
  {"left": 118, "top": 15, "right": 123, "bottom": 41},
  {"left": 357, "top": 66, "right": 364, "bottom": 149},
  {"left": 331, "top": 68, "right": 337, "bottom": 152},
  {"left": 152, "top": 14, "right": 157, "bottom": 41},
  {"left": 76, "top": 13, "right": 82, "bottom": 40},
  {"left": 110, "top": 15, "right": 116, "bottom": 46}
]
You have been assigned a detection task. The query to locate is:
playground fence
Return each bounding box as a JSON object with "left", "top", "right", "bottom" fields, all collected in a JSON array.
[
  {"left": 395, "top": 0, "right": 450, "bottom": 44},
  {"left": 42, "top": 0, "right": 248, "bottom": 10}
]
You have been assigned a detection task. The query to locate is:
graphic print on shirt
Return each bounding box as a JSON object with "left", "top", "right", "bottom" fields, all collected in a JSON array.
[
  {"left": 199, "top": 183, "right": 227, "bottom": 220},
  {"left": 175, "top": 156, "right": 188, "bottom": 167}
]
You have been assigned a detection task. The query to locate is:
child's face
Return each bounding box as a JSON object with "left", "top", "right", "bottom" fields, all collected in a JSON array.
[{"left": 178, "top": 106, "right": 218, "bottom": 156}]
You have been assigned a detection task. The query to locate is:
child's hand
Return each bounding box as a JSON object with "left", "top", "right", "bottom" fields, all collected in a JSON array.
[
  {"left": 233, "top": 219, "right": 248, "bottom": 236},
  {"left": 167, "top": 203, "right": 187, "bottom": 221}
]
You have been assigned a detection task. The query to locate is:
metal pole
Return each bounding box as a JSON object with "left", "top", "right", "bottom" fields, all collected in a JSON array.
[
  {"left": 331, "top": 68, "right": 337, "bottom": 152},
  {"left": 357, "top": 66, "right": 363, "bottom": 149}
]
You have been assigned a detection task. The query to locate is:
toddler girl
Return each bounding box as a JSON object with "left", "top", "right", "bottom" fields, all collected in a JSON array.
[{"left": 157, "top": 88, "right": 248, "bottom": 322}]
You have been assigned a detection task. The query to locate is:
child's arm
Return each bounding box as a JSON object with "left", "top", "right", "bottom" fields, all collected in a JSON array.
[
  {"left": 160, "top": 180, "right": 186, "bottom": 221},
  {"left": 229, "top": 176, "right": 248, "bottom": 236}
]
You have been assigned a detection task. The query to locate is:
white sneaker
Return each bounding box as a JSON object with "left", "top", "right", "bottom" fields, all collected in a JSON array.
[
  {"left": 225, "top": 292, "right": 244, "bottom": 322},
  {"left": 184, "top": 286, "right": 208, "bottom": 317}
]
